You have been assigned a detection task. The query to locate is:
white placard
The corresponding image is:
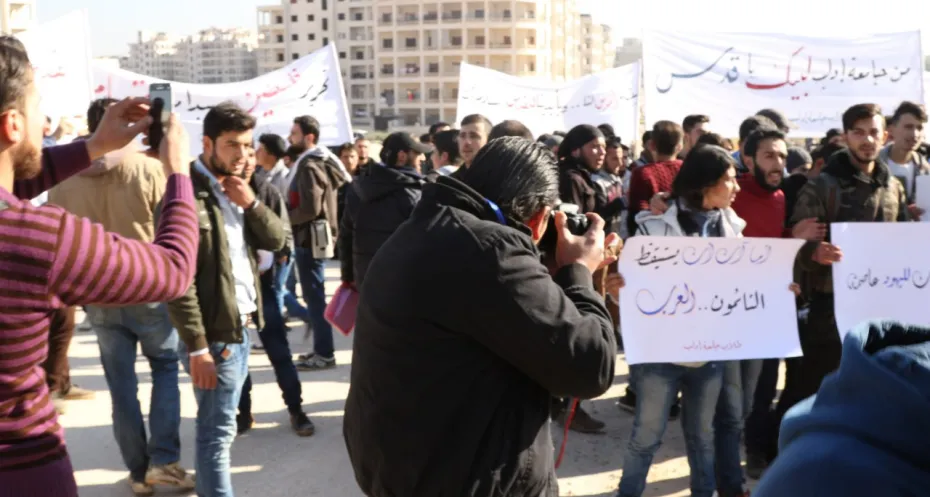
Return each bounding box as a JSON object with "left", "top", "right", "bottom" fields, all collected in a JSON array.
[
  {"left": 916, "top": 175, "right": 930, "bottom": 222},
  {"left": 643, "top": 31, "right": 923, "bottom": 137},
  {"left": 831, "top": 223, "right": 930, "bottom": 338},
  {"left": 619, "top": 236, "right": 804, "bottom": 365},
  {"left": 92, "top": 44, "right": 352, "bottom": 153},
  {"left": 17, "top": 10, "right": 94, "bottom": 121},
  {"left": 456, "top": 62, "right": 639, "bottom": 143}
]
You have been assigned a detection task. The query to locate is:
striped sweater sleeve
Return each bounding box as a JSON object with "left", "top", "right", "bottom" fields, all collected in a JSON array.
[
  {"left": 13, "top": 142, "right": 92, "bottom": 201},
  {"left": 48, "top": 174, "right": 199, "bottom": 307}
]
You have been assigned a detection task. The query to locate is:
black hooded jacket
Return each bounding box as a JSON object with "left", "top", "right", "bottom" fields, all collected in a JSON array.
[
  {"left": 339, "top": 164, "right": 424, "bottom": 287},
  {"left": 343, "top": 176, "right": 616, "bottom": 497}
]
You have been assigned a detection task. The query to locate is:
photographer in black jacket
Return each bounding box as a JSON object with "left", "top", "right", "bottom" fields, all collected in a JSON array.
[{"left": 344, "top": 137, "right": 620, "bottom": 497}]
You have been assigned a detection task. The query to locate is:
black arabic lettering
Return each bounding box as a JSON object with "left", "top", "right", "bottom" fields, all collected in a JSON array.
[
  {"left": 656, "top": 47, "right": 735, "bottom": 94},
  {"left": 682, "top": 242, "right": 714, "bottom": 266},
  {"left": 891, "top": 67, "right": 911, "bottom": 83},
  {"left": 710, "top": 294, "right": 725, "bottom": 312},
  {"left": 913, "top": 270, "right": 930, "bottom": 289},
  {"left": 636, "top": 243, "right": 681, "bottom": 269},
  {"left": 811, "top": 58, "right": 832, "bottom": 82},
  {"left": 714, "top": 241, "right": 746, "bottom": 265},
  {"left": 749, "top": 244, "right": 772, "bottom": 264}
]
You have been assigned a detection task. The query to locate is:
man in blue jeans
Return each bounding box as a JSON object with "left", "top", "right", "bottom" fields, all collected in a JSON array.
[
  {"left": 167, "top": 104, "right": 287, "bottom": 496},
  {"left": 293, "top": 246, "right": 336, "bottom": 369}
]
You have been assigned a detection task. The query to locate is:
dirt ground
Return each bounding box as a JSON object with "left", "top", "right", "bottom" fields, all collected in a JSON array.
[{"left": 63, "top": 262, "right": 761, "bottom": 497}]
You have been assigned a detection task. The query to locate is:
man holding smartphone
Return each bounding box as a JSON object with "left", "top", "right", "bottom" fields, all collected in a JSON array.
[{"left": 166, "top": 102, "right": 286, "bottom": 497}]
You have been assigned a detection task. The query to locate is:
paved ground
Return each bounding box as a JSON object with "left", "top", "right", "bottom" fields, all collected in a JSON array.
[{"left": 62, "top": 262, "right": 761, "bottom": 497}]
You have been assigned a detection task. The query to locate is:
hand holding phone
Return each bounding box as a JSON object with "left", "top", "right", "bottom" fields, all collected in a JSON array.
[{"left": 148, "top": 83, "right": 172, "bottom": 150}]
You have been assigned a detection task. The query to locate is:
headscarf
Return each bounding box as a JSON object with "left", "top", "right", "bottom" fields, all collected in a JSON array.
[{"left": 558, "top": 124, "right": 604, "bottom": 171}]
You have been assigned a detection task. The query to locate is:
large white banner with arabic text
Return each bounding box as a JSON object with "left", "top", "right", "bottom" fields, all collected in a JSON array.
[
  {"left": 643, "top": 31, "right": 923, "bottom": 137},
  {"left": 17, "top": 10, "right": 94, "bottom": 121},
  {"left": 619, "top": 236, "right": 804, "bottom": 365},
  {"left": 92, "top": 44, "right": 352, "bottom": 153},
  {"left": 832, "top": 223, "right": 930, "bottom": 339},
  {"left": 456, "top": 62, "right": 639, "bottom": 142}
]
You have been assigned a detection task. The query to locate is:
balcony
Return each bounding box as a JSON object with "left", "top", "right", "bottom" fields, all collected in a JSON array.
[
  {"left": 423, "top": 12, "right": 439, "bottom": 24},
  {"left": 441, "top": 13, "right": 463, "bottom": 22},
  {"left": 397, "top": 15, "right": 419, "bottom": 25},
  {"left": 379, "top": 16, "right": 393, "bottom": 25},
  {"left": 399, "top": 69, "right": 421, "bottom": 78},
  {"left": 443, "top": 43, "right": 464, "bottom": 50},
  {"left": 380, "top": 69, "right": 395, "bottom": 76},
  {"left": 398, "top": 44, "right": 419, "bottom": 52},
  {"left": 490, "top": 42, "right": 513, "bottom": 49},
  {"left": 351, "top": 73, "right": 369, "bottom": 80},
  {"left": 467, "top": 42, "right": 486, "bottom": 49}
]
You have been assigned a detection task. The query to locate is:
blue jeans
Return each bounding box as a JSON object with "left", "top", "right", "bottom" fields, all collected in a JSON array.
[
  {"left": 240, "top": 261, "right": 303, "bottom": 414},
  {"left": 281, "top": 257, "right": 310, "bottom": 322},
  {"left": 714, "top": 360, "right": 763, "bottom": 496},
  {"left": 619, "top": 362, "right": 722, "bottom": 497},
  {"left": 179, "top": 332, "right": 250, "bottom": 497},
  {"left": 293, "top": 247, "right": 334, "bottom": 358},
  {"left": 87, "top": 303, "right": 181, "bottom": 482}
]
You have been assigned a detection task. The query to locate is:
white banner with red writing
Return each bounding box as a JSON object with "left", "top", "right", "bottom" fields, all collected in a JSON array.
[
  {"left": 456, "top": 62, "right": 640, "bottom": 142},
  {"left": 17, "top": 10, "right": 94, "bottom": 122},
  {"left": 618, "top": 236, "right": 804, "bottom": 365},
  {"left": 91, "top": 43, "right": 352, "bottom": 152},
  {"left": 643, "top": 31, "right": 923, "bottom": 137}
]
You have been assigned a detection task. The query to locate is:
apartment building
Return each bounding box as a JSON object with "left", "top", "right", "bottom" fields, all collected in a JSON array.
[
  {"left": 0, "top": 0, "right": 34, "bottom": 35},
  {"left": 256, "top": 0, "right": 613, "bottom": 130},
  {"left": 580, "top": 14, "right": 613, "bottom": 75},
  {"left": 614, "top": 37, "right": 643, "bottom": 68},
  {"left": 123, "top": 28, "right": 258, "bottom": 84}
]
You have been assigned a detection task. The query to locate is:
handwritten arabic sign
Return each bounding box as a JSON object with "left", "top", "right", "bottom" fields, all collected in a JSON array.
[
  {"left": 92, "top": 43, "right": 352, "bottom": 152},
  {"left": 618, "top": 236, "right": 804, "bottom": 365},
  {"left": 831, "top": 223, "right": 930, "bottom": 339},
  {"left": 643, "top": 31, "right": 922, "bottom": 137},
  {"left": 17, "top": 10, "right": 94, "bottom": 121},
  {"left": 456, "top": 62, "right": 639, "bottom": 142}
]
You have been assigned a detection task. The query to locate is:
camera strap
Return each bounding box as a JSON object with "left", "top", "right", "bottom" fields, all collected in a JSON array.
[{"left": 484, "top": 199, "right": 506, "bottom": 225}]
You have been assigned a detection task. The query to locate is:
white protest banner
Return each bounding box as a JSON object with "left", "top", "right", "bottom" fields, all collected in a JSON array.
[
  {"left": 456, "top": 62, "right": 639, "bottom": 142},
  {"left": 618, "top": 236, "right": 804, "bottom": 365},
  {"left": 916, "top": 175, "right": 930, "bottom": 222},
  {"left": 17, "top": 10, "right": 94, "bottom": 121},
  {"left": 643, "top": 31, "right": 923, "bottom": 137},
  {"left": 92, "top": 43, "right": 352, "bottom": 152},
  {"left": 831, "top": 223, "right": 930, "bottom": 338}
]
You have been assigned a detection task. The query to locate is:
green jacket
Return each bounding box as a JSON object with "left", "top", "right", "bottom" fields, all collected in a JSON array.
[{"left": 166, "top": 167, "right": 287, "bottom": 351}]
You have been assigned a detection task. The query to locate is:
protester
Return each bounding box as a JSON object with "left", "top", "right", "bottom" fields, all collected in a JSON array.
[
  {"left": 426, "top": 129, "right": 461, "bottom": 180},
  {"left": 756, "top": 108, "right": 794, "bottom": 134},
  {"left": 236, "top": 145, "right": 315, "bottom": 439},
  {"left": 287, "top": 115, "right": 347, "bottom": 370},
  {"left": 626, "top": 121, "right": 685, "bottom": 238},
  {"left": 256, "top": 133, "right": 290, "bottom": 195},
  {"left": 733, "top": 115, "right": 778, "bottom": 173},
  {"left": 355, "top": 135, "right": 378, "bottom": 175},
  {"left": 598, "top": 123, "right": 617, "bottom": 140},
  {"left": 45, "top": 97, "right": 196, "bottom": 495},
  {"left": 452, "top": 113, "right": 491, "bottom": 176},
  {"left": 543, "top": 133, "right": 563, "bottom": 156},
  {"left": 680, "top": 114, "right": 710, "bottom": 158},
  {"left": 822, "top": 127, "right": 844, "bottom": 146},
  {"left": 488, "top": 119, "right": 534, "bottom": 141},
  {"left": 0, "top": 36, "right": 198, "bottom": 497},
  {"left": 619, "top": 145, "right": 743, "bottom": 497},
  {"left": 336, "top": 141, "right": 361, "bottom": 229},
  {"left": 340, "top": 132, "right": 428, "bottom": 289},
  {"left": 754, "top": 320, "right": 930, "bottom": 497},
  {"left": 880, "top": 101, "right": 929, "bottom": 209},
  {"left": 778, "top": 103, "right": 910, "bottom": 449},
  {"left": 344, "top": 137, "right": 618, "bottom": 497},
  {"left": 594, "top": 136, "right": 628, "bottom": 238},
  {"left": 632, "top": 130, "right": 653, "bottom": 168},
  {"left": 696, "top": 132, "right": 732, "bottom": 151},
  {"left": 166, "top": 102, "right": 286, "bottom": 497}
]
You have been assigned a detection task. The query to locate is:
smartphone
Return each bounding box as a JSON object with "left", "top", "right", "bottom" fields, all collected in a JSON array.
[{"left": 148, "top": 83, "right": 172, "bottom": 150}]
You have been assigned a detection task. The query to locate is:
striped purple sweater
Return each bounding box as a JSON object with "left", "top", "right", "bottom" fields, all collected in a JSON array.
[{"left": 0, "top": 142, "right": 199, "bottom": 474}]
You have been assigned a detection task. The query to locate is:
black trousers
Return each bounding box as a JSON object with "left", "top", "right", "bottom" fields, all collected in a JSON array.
[{"left": 743, "top": 358, "right": 780, "bottom": 459}]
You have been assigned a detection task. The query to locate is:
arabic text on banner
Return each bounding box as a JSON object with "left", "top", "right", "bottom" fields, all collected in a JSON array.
[
  {"left": 455, "top": 62, "right": 639, "bottom": 143},
  {"left": 618, "top": 236, "right": 804, "bottom": 365},
  {"left": 643, "top": 31, "right": 922, "bottom": 137},
  {"left": 17, "top": 10, "right": 94, "bottom": 121},
  {"left": 92, "top": 44, "right": 352, "bottom": 153},
  {"left": 831, "top": 223, "right": 930, "bottom": 339}
]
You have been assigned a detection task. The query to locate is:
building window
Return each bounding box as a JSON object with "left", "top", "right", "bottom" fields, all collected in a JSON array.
[
  {"left": 291, "top": 15, "right": 297, "bottom": 22},
  {"left": 277, "top": 34, "right": 284, "bottom": 43},
  {"left": 339, "top": 52, "right": 346, "bottom": 59},
  {"left": 475, "top": 36, "right": 485, "bottom": 46},
  {"left": 309, "top": 33, "right": 315, "bottom": 40},
  {"left": 338, "top": 13, "right": 345, "bottom": 20},
  {"left": 382, "top": 39, "right": 393, "bottom": 49},
  {"left": 292, "top": 53, "right": 299, "bottom": 60},
  {"left": 405, "top": 38, "right": 416, "bottom": 48},
  {"left": 292, "top": 34, "right": 299, "bottom": 41},
  {"left": 428, "top": 62, "right": 439, "bottom": 73},
  {"left": 276, "top": 16, "right": 283, "bottom": 23},
  {"left": 308, "top": 14, "right": 314, "bottom": 21},
  {"left": 323, "top": 19, "right": 328, "bottom": 30},
  {"left": 322, "top": 0, "right": 328, "bottom": 10},
  {"left": 451, "top": 36, "right": 462, "bottom": 46},
  {"left": 323, "top": 37, "right": 329, "bottom": 45}
]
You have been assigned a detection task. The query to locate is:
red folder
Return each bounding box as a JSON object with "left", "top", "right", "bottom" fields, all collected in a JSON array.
[{"left": 325, "top": 283, "right": 359, "bottom": 336}]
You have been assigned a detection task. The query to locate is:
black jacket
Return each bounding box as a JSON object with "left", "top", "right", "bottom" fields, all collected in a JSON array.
[
  {"left": 343, "top": 176, "right": 616, "bottom": 497},
  {"left": 339, "top": 164, "right": 423, "bottom": 287},
  {"left": 252, "top": 168, "right": 293, "bottom": 287},
  {"left": 559, "top": 160, "right": 624, "bottom": 219}
]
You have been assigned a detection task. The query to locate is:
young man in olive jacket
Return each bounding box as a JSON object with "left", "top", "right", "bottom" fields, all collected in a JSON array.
[{"left": 166, "top": 103, "right": 286, "bottom": 497}]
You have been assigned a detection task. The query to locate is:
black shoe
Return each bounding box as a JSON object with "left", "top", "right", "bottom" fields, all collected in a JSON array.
[
  {"left": 559, "top": 404, "right": 606, "bottom": 434},
  {"left": 668, "top": 402, "right": 681, "bottom": 421},
  {"left": 617, "top": 393, "right": 636, "bottom": 414},
  {"left": 236, "top": 413, "right": 254, "bottom": 435},
  {"left": 290, "top": 411, "right": 316, "bottom": 437},
  {"left": 746, "top": 452, "right": 769, "bottom": 480}
]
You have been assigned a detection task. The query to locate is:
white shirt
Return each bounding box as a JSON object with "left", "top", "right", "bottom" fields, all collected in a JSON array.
[
  {"left": 886, "top": 158, "right": 915, "bottom": 199},
  {"left": 194, "top": 159, "right": 257, "bottom": 316},
  {"left": 266, "top": 160, "right": 291, "bottom": 197}
]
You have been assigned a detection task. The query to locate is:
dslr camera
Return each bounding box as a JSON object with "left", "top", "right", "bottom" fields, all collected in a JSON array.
[{"left": 538, "top": 203, "right": 591, "bottom": 259}]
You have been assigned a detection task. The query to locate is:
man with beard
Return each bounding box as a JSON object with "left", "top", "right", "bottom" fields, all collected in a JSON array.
[
  {"left": 781, "top": 103, "right": 909, "bottom": 451},
  {"left": 340, "top": 132, "right": 429, "bottom": 289},
  {"left": 355, "top": 136, "right": 378, "bottom": 176},
  {"left": 0, "top": 36, "right": 200, "bottom": 496},
  {"left": 879, "top": 101, "right": 929, "bottom": 218},
  {"left": 166, "top": 102, "right": 286, "bottom": 497}
]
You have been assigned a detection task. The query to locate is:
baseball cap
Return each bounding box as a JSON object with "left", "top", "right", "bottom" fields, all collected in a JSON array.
[
  {"left": 381, "top": 132, "right": 434, "bottom": 156},
  {"left": 756, "top": 108, "right": 796, "bottom": 132}
]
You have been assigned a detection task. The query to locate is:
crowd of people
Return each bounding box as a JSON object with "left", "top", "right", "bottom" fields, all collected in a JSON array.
[{"left": 2, "top": 30, "right": 930, "bottom": 497}]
